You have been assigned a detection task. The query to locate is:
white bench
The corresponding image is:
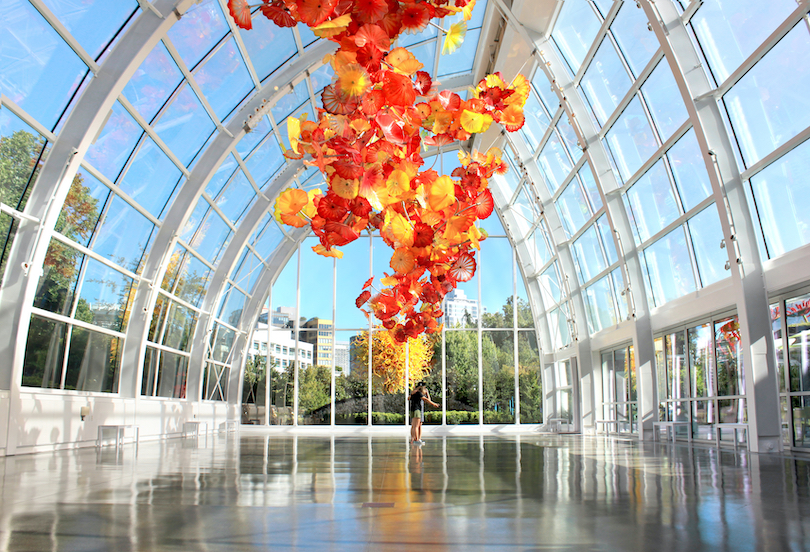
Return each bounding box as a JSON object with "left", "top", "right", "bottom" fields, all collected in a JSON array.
[
  {"left": 547, "top": 417, "right": 570, "bottom": 433},
  {"left": 221, "top": 420, "right": 240, "bottom": 433},
  {"left": 97, "top": 425, "right": 139, "bottom": 449},
  {"left": 652, "top": 421, "right": 691, "bottom": 443},
  {"left": 183, "top": 421, "right": 208, "bottom": 439},
  {"left": 715, "top": 422, "right": 749, "bottom": 449},
  {"left": 594, "top": 420, "right": 620, "bottom": 434}
]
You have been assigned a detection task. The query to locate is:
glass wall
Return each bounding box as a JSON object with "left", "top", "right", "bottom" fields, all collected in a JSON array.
[{"left": 601, "top": 345, "right": 636, "bottom": 434}]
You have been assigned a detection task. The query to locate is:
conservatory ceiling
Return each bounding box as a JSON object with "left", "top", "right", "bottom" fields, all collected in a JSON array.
[{"left": 1, "top": 0, "right": 809, "bottom": 392}]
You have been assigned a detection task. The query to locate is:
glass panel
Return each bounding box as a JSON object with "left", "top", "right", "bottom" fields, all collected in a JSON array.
[
  {"left": 216, "top": 171, "right": 255, "bottom": 224},
  {"left": 791, "top": 396, "right": 810, "bottom": 449},
  {"left": 689, "top": 322, "right": 714, "bottom": 398},
  {"left": 445, "top": 330, "right": 480, "bottom": 424},
  {"left": 688, "top": 204, "right": 727, "bottom": 287},
  {"left": 219, "top": 285, "right": 246, "bottom": 327},
  {"left": 557, "top": 116, "right": 582, "bottom": 162},
  {"left": 572, "top": 225, "right": 607, "bottom": 284},
  {"left": 76, "top": 258, "right": 134, "bottom": 332},
  {"left": 654, "top": 336, "right": 666, "bottom": 403},
  {"left": 22, "top": 315, "right": 67, "bottom": 389},
  {"left": 64, "top": 327, "right": 121, "bottom": 392},
  {"left": 643, "top": 226, "right": 696, "bottom": 306},
  {"left": 749, "top": 138, "right": 810, "bottom": 259},
  {"left": 211, "top": 323, "right": 235, "bottom": 364},
  {"left": 480, "top": 238, "right": 513, "bottom": 327},
  {"left": 0, "top": 0, "right": 88, "bottom": 130},
  {"left": 614, "top": 347, "right": 627, "bottom": 402},
  {"left": 123, "top": 42, "right": 183, "bottom": 123},
  {"left": 597, "top": 214, "right": 618, "bottom": 265},
  {"left": 665, "top": 331, "right": 688, "bottom": 400},
  {"left": 336, "top": 330, "right": 366, "bottom": 425},
  {"left": 771, "top": 302, "right": 786, "bottom": 394},
  {"left": 611, "top": 267, "right": 627, "bottom": 321},
  {"left": 538, "top": 263, "right": 561, "bottom": 307},
  {"left": 188, "top": 210, "right": 232, "bottom": 265},
  {"left": 537, "top": 132, "right": 573, "bottom": 194},
  {"left": 162, "top": 301, "right": 197, "bottom": 352},
  {"left": 723, "top": 23, "right": 810, "bottom": 167},
  {"left": 715, "top": 316, "right": 744, "bottom": 397},
  {"left": 548, "top": 307, "right": 571, "bottom": 349},
  {"left": 154, "top": 349, "right": 188, "bottom": 398},
  {"left": 556, "top": 178, "right": 590, "bottom": 238},
  {"left": 602, "top": 351, "right": 614, "bottom": 415},
  {"left": 551, "top": 1, "right": 602, "bottom": 75},
  {"left": 786, "top": 292, "right": 810, "bottom": 393},
  {"left": 55, "top": 169, "right": 108, "bottom": 248},
  {"left": 667, "top": 129, "right": 712, "bottom": 212},
  {"left": 520, "top": 92, "right": 551, "bottom": 151},
  {"left": 642, "top": 60, "right": 688, "bottom": 143},
  {"left": 92, "top": 195, "right": 155, "bottom": 273},
  {"left": 272, "top": 80, "right": 309, "bottom": 124},
  {"left": 245, "top": 134, "right": 284, "bottom": 188},
  {"left": 153, "top": 84, "right": 215, "bottom": 166},
  {"left": 531, "top": 68, "right": 559, "bottom": 114},
  {"left": 203, "top": 362, "right": 229, "bottom": 401},
  {"left": 118, "top": 137, "right": 183, "bottom": 219},
  {"left": 518, "top": 331, "right": 542, "bottom": 423},
  {"left": 33, "top": 240, "right": 83, "bottom": 316},
  {"left": 231, "top": 249, "right": 263, "bottom": 293},
  {"left": 43, "top": 0, "right": 136, "bottom": 59},
  {"left": 585, "top": 275, "right": 617, "bottom": 334},
  {"left": 528, "top": 224, "right": 551, "bottom": 275},
  {"left": 194, "top": 38, "right": 254, "bottom": 121},
  {"left": 251, "top": 215, "right": 285, "bottom": 261},
  {"left": 84, "top": 102, "right": 142, "bottom": 181},
  {"left": 718, "top": 398, "right": 746, "bottom": 426},
  {"left": 611, "top": 1, "right": 658, "bottom": 77},
  {"left": 691, "top": 0, "right": 796, "bottom": 84},
  {"left": 624, "top": 159, "right": 680, "bottom": 244},
  {"left": 692, "top": 399, "right": 715, "bottom": 441},
  {"left": 483, "top": 331, "right": 515, "bottom": 423},
  {"left": 579, "top": 162, "right": 602, "bottom": 213},
  {"left": 238, "top": 15, "right": 297, "bottom": 81},
  {"left": 605, "top": 96, "right": 659, "bottom": 183},
  {"left": 206, "top": 154, "right": 238, "bottom": 198},
  {"left": 172, "top": 251, "right": 212, "bottom": 307},
  {"left": 166, "top": 0, "right": 229, "bottom": 71},
  {"left": 579, "top": 38, "right": 632, "bottom": 127}
]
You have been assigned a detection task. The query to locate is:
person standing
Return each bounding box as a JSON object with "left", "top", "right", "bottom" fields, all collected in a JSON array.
[{"left": 409, "top": 382, "right": 438, "bottom": 445}]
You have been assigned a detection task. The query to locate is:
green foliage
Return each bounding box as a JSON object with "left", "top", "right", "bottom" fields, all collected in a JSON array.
[{"left": 482, "top": 297, "right": 534, "bottom": 329}]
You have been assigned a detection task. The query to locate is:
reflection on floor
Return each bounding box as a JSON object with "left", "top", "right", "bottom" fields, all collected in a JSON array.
[{"left": 0, "top": 432, "right": 809, "bottom": 551}]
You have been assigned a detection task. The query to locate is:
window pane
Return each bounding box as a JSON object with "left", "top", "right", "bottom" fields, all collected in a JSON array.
[
  {"left": 749, "top": 138, "right": 810, "bottom": 259},
  {"left": 643, "top": 226, "right": 696, "bottom": 306},
  {"left": 172, "top": 251, "right": 212, "bottom": 307},
  {"left": 34, "top": 240, "right": 83, "bottom": 315},
  {"left": 163, "top": 301, "right": 197, "bottom": 352},
  {"left": 555, "top": 179, "right": 590, "bottom": 238},
  {"left": 76, "top": 258, "right": 135, "bottom": 332},
  {"left": 687, "top": 204, "right": 727, "bottom": 287},
  {"left": 715, "top": 316, "right": 744, "bottom": 397},
  {"left": 251, "top": 215, "right": 284, "bottom": 261},
  {"left": 518, "top": 331, "right": 542, "bottom": 423},
  {"left": 611, "top": 268, "right": 627, "bottom": 321},
  {"left": 691, "top": 0, "right": 796, "bottom": 84},
  {"left": 64, "top": 328, "right": 121, "bottom": 393},
  {"left": 438, "top": 28, "right": 480, "bottom": 78},
  {"left": 572, "top": 225, "right": 607, "bottom": 284},
  {"left": 118, "top": 138, "right": 183, "bottom": 219},
  {"left": 624, "top": 159, "right": 680, "bottom": 244},
  {"left": 445, "top": 330, "right": 479, "bottom": 423},
  {"left": 55, "top": 169, "right": 108, "bottom": 248},
  {"left": 551, "top": 1, "right": 601, "bottom": 75},
  {"left": 92, "top": 195, "right": 155, "bottom": 273},
  {"left": 218, "top": 285, "right": 246, "bottom": 327},
  {"left": 665, "top": 331, "right": 688, "bottom": 399},
  {"left": 537, "top": 132, "right": 573, "bottom": 194},
  {"left": 642, "top": 61, "right": 688, "bottom": 143},
  {"left": 528, "top": 225, "right": 551, "bottom": 274},
  {"left": 688, "top": 323, "right": 714, "bottom": 398},
  {"left": 605, "top": 96, "right": 659, "bottom": 183},
  {"left": 0, "top": 0, "right": 88, "bottom": 130},
  {"left": 84, "top": 101, "right": 142, "bottom": 182},
  {"left": 585, "top": 275, "right": 617, "bottom": 334},
  {"left": 166, "top": 0, "right": 229, "bottom": 71},
  {"left": 538, "top": 263, "right": 561, "bottom": 307},
  {"left": 786, "top": 292, "right": 810, "bottom": 393},
  {"left": 245, "top": 134, "right": 284, "bottom": 188},
  {"left": 189, "top": 210, "right": 232, "bottom": 265},
  {"left": 483, "top": 331, "right": 515, "bottom": 423},
  {"left": 194, "top": 38, "right": 254, "bottom": 121},
  {"left": 122, "top": 42, "right": 183, "bottom": 123},
  {"left": 216, "top": 171, "right": 256, "bottom": 224},
  {"left": 667, "top": 129, "right": 712, "bottom": 212},
  {"left": 723, "top": 23, "right": 810, "bottom": 167},
  {"left": 579, "top": 38, "right": 632, "bottom": 127},
  {"left": 520, "top": 92, "right": 550, "bottom": 151},
  {"left": 611, "top": 1, "right": 658, "bottom": 77},
  {"left": 579, "top": 163, "right": 602, "bottom": 213},
  {"left": 596, "top": 214, "right": 617, "bottom": 265},
  {"left": 153, "top": 84, "right": 215, "bottom": 166},
  {"left": 23, "top": 315, "right": 67, "bottom": 389},
  {"left": 531, "top": 68, "right": 559, "bottom": 114},
  {"left": 239, "top": 15, "right": 297, "bottom": 81}
]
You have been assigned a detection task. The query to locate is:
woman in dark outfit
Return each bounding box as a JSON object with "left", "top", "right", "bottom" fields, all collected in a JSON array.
[{"left": 409, "top": 382, "right": 438, "bottom": 445}]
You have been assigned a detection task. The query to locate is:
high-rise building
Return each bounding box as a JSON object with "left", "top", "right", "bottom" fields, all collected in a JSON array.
[
  {"left": 334, "top": 340, "right": 350, "bottom": 374},
  {"left": 443, "top": 289, "right": 486, "bottom": 327},
  {"left": 300, "top": 318, "right": 333, "bottom": 367}
]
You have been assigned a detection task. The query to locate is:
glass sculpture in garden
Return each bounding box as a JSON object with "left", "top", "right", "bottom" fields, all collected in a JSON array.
[{"left": 229, "top": 0, "right": 528, "bottom": 342}]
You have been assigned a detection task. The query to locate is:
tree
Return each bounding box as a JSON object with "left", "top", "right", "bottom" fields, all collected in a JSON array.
[{"left": 352, "top": 330, "right": 435, "bottom": 393}]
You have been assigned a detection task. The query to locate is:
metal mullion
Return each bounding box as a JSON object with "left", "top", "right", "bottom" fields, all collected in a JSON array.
[
  {"left": 232, "top": 153, "right": 269, "bottom": 198},
  {"left": 572, "top": 1, "right": 623, "bottom": 88},
  {"left": 118, "top": 95, "right": 191, "bottom": 178},
  {"left": 598, "top": 50, "right": 665, "bottom": 138},
  {"left": 216, "top": 0, "right": 262, "bottom": 86},
  {"left": 533, "top": 109, "right": 564, "bottom": 161},
  {"left": 174, "top": 238, "right": 217, "bottom": 272},
  {"left": 681, "top": 215, "right": 704, "bottom": 288},
  {"left": 79, "top": 162, "right": 163, "bottom": 227},
  {"left": 145, "top": 340, "right": 192, "bottom": 357},
  {"left": 213, "top": 317, "right": 240, "bottom": 334},
  {"left": 201, "top": 192, "right": 239, "bottom": 233},
  {"left": 680, "top": 0, "right": 703, "bottom": 23},
  {"left": 578, "top": 259, "right": 623, "bottom": 294},
  {"left": 0, "top": 95, "right": 58, "bottom": 143},
  {"left": 28, "top": 0, "right": 100, "bottom": 74},
  {"left": 550, "top": 154, "right": 589, "bottom": 203},
  {"left": 30, "top": 307, "right": 126, "bottom": 339},
  {"left": 740, "top": 127, "right": 810, "bottom": 182},
  {"left": 702, "top": 1, "right": 810, "bottom": 101},
  {"left": 478, "top": 246, "right": 483, "bottom": 425},
  {"left": 222, "top": 276, "right": 251, "bottom": 299}
]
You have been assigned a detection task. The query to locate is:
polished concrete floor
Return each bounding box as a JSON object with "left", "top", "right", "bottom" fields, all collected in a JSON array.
[{"left": 0, "top": 432, "right": 809, "bottom": 551}]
